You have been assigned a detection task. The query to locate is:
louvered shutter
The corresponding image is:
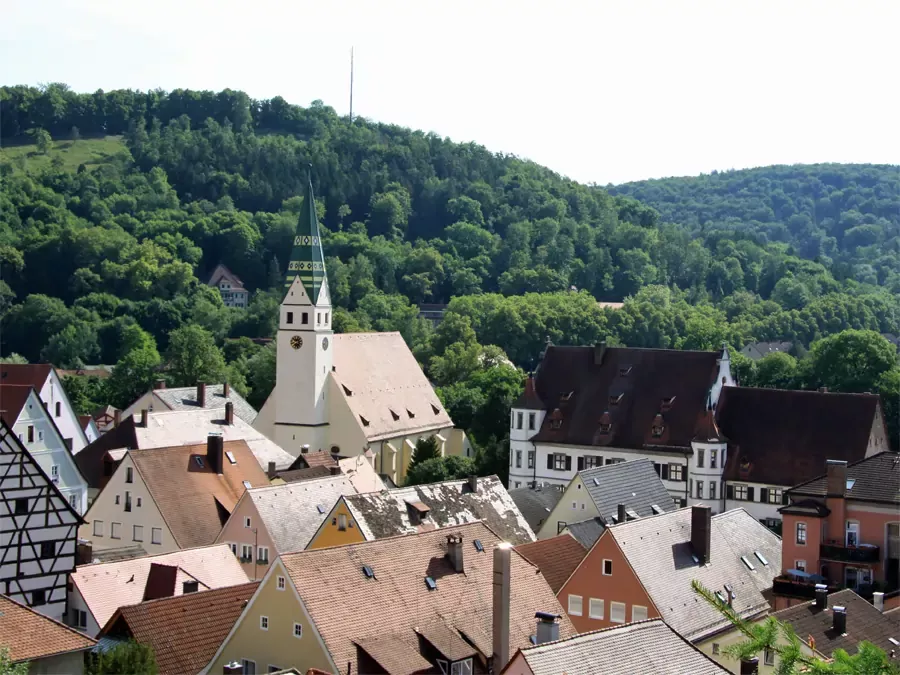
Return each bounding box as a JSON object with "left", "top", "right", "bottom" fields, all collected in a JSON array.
[
  {"left": 577, "top": 457, "right": 585, "bottom": 471},
  {"left": 547, "top": 454, "right": 554, "bottom": 470},
  {"left": 747, "top": 486, "right": 756, "bottom": 502},
  {"left": 783, "top": 492, "right": 790, "bottom": 505},
  {"left": 726, "top": 484, "right": 735, "bottom": 500},
  {"left": 760, "top": 488, "right": 769, "bottom": 504},
  {"left": 662, "top": 464, "right": 670, "bottom": 480},
  {"left": 565, "top": 455, "right": 572, "bottom": 471}
]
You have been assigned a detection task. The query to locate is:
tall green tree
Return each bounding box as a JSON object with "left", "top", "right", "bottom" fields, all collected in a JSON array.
[
  {"left": 806, "top": 330, "right": 899, "bottom": 393},
  {"left": 86, "top": 640, "right": 158, "bottom": 675},
  {"left": 165, "top": 325, "right": 227, "bottom": 387}
]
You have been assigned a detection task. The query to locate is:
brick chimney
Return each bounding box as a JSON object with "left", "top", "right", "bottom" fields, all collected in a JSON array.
[
  {"left": 113, "top": 409, "right": 121, "bottom": 428},
  {"left": 140, "top": 409, "right": 149, "bottom": 427},
  {"left": 815, "top": 584, "right": 828, "bottom": 609},
  {"left": 617, "top": 503, "right": 627, "bottom": 523},
  {"left": 446, "top": 534, "right": 464, "bottom": 573},
  {"left": 468, "top": 474, "right": 478, "bottom": 494},
  {"left": 594, "top": 340, "right": 607, "bottom": 366},
  {"left": 197, "top": 382, "right": 206, "bottom": 408},
  {"left": 739, "top": 657, "right": 759, "bottom": 675},
  {"left": 142, "top": 563, "right": 178, "bottom": 601},
  {"left": 833, "top": 605, "right": 847, "bottom": 634},
  {"left": 301, "top": 444, "right": 309, "bottom": 454},
  {"left": 223, "top": 381, "right": 230, "bottom": 397},
  {"left": 535, "top": 612, "right": 560, "bottom": 644},
  {"left": 691, "top": 504, "right": 712, "bottom": 565},
  {"left": 329, "top": 465, "right": 341, "bottom": 476},
  {"left": 492, "top": 544, "right": 512, "bottom": 672},
  {"left": 207, "top": 434, "right": 224, "bottom": 475},
  {"left": 267, "top": 461, "right": 276, "bottom": 480},
  {"left": 153, "top": 379, "right": 166, "bottom": 390},
  {"left": 825, "top": 460, "right": 848, "bottom": 497},
  {"left": 225, "top": 401, "right": 234, "bottom": 426}
]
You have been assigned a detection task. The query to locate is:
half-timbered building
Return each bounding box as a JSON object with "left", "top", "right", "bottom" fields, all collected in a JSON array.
[{"left": 0, "top": 418, "right": 82, "bottom": 622}]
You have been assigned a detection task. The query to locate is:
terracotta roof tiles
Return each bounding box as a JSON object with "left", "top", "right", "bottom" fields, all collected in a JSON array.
[
  {"left": 515, "top": 534, "right": 587, "bottom": 593},
  {"left": 0, "top": 594, "right": 95, "bottom": 662}
]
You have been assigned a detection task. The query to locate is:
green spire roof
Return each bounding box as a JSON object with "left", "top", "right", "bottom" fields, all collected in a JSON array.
[{"left": 284, "top": 175, "right": 327, "bottom": 304}]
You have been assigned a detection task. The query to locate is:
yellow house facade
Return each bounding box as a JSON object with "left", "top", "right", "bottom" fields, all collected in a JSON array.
[
  {"left": 306, "top": 496, "right": 364, "bottom": 550},
  {"left": 201, "top": 559, "right": 337, "bottom": 675},
  {"left": 536, "top": 474, "right": 600, "bottom": 539},
  {"left": 696, "top": 618, "right": 817, "bottom": 674}
]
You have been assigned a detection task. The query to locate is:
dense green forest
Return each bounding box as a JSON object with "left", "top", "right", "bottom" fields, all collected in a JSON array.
[{"left": 1, "top": 83, "right": 898, "bottom": 462}]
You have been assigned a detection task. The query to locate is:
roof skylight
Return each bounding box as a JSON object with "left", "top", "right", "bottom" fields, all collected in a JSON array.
[
  {"left": 740, "top": 556, "right": 755, "bottom": 571},
  {"left": 425, "top": 576, "right": 437, "bottom": 591},
  {"left": 474, "top": 539, "right": 484, "bottom": 552},
  {"left": 225, "top": 451, "right": 237, "bottom": 465},
  {"left": 362, "top": 565, "right": 375, "bottom": 579},
  {"left": 754, "top": 551, "right": 769, "bottom": 566}
]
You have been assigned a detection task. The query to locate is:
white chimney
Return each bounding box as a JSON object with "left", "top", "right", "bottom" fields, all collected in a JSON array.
[
  {"left": 535, "top": 612, "right": 560, "bottom": 644},
  {"left": 874, "top": 592, "right": 885, "bottom": 613},
  {"left": 492, "top": 543, "right": 512, "bottom": 671}
]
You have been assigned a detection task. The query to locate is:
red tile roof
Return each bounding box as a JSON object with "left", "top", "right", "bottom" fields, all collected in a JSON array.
[
  {"left": 0, "top": 594, "right": 95, "bottom": 662},
  {"left": 103, "top": 582, "right": 258, "bottom": 675},
  {"left": 515, "top": 534, "right": 587, "bottom": 593},
  {"left": 530, "top": 346, "right": 720, "bottom": 449},
  {"left": 717, "top": 387, "right": 881, "bottom": 487},
  {"left": 0, "top": 384, "right": 34, "bottom": 426},
  {"left": 294, "top": 451, "right": 338, "bottom": 469},
  {"left": 0, "top": 363, "right": 52, "bottom": 388}
]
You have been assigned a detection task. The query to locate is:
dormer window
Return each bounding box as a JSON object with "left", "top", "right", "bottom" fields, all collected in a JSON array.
[
  {"left": 549, "top": 408, "right": 563, "bottom": 430},
  {"left": 599, "top": 412, "right": 612, "bottom": 434},
  {"left": 651, "top": 414, "right": 665, "bottom": 438},
  {"left": 390, "top": 409, "right": 400, "bottom": 421},
  {"left": 609, "top": 393, "right": 624, "bottom": 406},
  {"left": 661, "top": 396, "right": 676, "bottom": 411}
]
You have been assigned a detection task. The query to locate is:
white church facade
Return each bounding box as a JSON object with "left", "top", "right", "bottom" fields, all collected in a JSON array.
[{"left": 254, "top": 177, "right": 454, "bottom": 485}]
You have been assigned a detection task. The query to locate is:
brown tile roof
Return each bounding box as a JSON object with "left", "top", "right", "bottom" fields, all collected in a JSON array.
[
  {"left": 75, "top": 416, "right": 139, "bottom": 489},
  {"left": 512, "top": 376, "right": 544, "bottom": 410},
  {"left": 332, "top": 332, "right": 453, "bottom": 441},
  {"left": 0, "top": 594, "right": 95, "bottom": 662},
  {"left": 131, "top": 440, "right": 269, "bottom": 548},
  {"left": 0, "top": 363, "right": 52, "bottom": 389},
  {"left": 103, "top": 582, "right": 259, "bottom": 675},
  {"left": 773, "top": 589, "right": 899, "bottom": 658},
  {"left": 0, "top": 384, "right": 34, "bottom": 426},
  {"left": 280, "top": 522, "right": 575, "bottom": 673},
  {"left": 293, "top": 450, "right": 338, "bottom": 469},
  {"left": 515, "top": 534, "right": 587, "bottom": 593},
  {"left": 530, "top": 345, "right": 720, "bottom": 449},
  {"left": 787, "top": 452, "right": 900, "bottom": 505},
  {"left": 275, "top": 465, "right": 333, "bottom": 483},
  {"left": 717, "top": 387, "right": 881, "bottom": 487}
]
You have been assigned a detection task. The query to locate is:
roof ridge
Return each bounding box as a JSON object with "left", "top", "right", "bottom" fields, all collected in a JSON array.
[
  {"left": 120, "top": 580, "right": 260, "bottom": 610},
  {"left": 75, "top": 543, "right": 235, "bottom": 570},
  {"left": 789, "top": 450, "right": 898, "bottom": 492},
  {"left": 524, "top": 617, "right": 667, "bottom": 652},
  {"left": 249, "top": 474, "right": 353, "bottom": 494},
  {"left": 732, "top": 386, "right": 879, "bottom": 398}
]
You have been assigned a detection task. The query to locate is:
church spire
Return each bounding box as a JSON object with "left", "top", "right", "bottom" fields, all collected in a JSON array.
[{"left": 284, "top": 173, "right": 327, "bottom": 304}]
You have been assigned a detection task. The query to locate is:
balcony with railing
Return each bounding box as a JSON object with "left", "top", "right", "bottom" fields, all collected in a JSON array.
[
  {"left": 819, "top": 541, "right": 880, "bottom": 564},
  {"left": 773, "top": 575, "right": 840, "bottom": 599}
]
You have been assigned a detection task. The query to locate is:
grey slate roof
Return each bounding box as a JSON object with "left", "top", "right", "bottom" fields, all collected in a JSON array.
[
  {"left": 247, "top": 475, "right": 359, "bottom": 552},
  {"left": 153, "top": 384, "right": 258, "bottom": 425},
  {"left": 788, "top": 452, "right": 900, "bottom": 505},
  {"left": 511, "top": 619, "right": 730, "bottom": 675},
  {"left": 580, "top": 458, "right": 675, "bottom": 524},
  {"left": 564, "top": 518, "right": 607, "bottom": 549},
  {"left": 345, "top": 475, "right": 535, "bottom": 545},
  {"left": 610, "top": 508, "right": 782, "bottom": 642},
  {"left": 740, "top": 341, "right": 793, "bottom": 361},
  {"left": 508, "top": 486, "right": 563, "bottom": 531}
]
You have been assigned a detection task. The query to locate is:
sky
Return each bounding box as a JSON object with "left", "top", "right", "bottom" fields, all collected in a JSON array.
[{"left": 2, "top": 0, "right": 898, "bottom": 185}]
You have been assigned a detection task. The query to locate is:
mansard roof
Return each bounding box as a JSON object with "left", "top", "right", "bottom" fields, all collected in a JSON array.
[
  {"left": 530, "top": 345, "right": 721, "bottom": 450},
  {"left": 283, "top": 175, "right": 327, "bottom": 304}
]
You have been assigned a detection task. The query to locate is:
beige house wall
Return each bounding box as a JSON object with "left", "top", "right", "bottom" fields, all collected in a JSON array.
[
  {"left": 536, "top": 475, "right": 601, "bottom": 540},
  {"left": 325, "top": 377, "right": 370, "bottom": 459},
  {"left": 202, "top": 560, "right": 337, "bottom": 675},
  {"left": 27, "top": 651, "right": 88, "bottom": 675},
  {"left": 696, "top": 619, "right": 818, "bottom": 674},
  {"left": 78, "top": 454, "right": 176, "bottom": 553},
  {"left": 215, "top": 495, "right": 276, "bottom": 580},
  {"left": 120, "top": 391, "right": 166, "bottom": 423}
]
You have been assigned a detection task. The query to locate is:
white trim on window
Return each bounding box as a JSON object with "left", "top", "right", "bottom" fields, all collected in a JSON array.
[
  {"left": 567, "top": 594, "right": 583, "bottom": 616},
  {"left": 610, "top": 601, "right": 626, "bottom": 624},
  {"left": 277, "top": 576, "right": 286, "bottom": 591},
  {"left": 293, "top": 622, "right": 302, "bottom": 638},
  {"left": 259, "top": 616, "right": 268, "bottom": 631},
  {"left": 589, "top": 598, "right": 604, "bottom": 619}
]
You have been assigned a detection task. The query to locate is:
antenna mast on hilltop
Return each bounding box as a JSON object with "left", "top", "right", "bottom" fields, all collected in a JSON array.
[{"left": 349, "top": 47, "right": 355, "bottom": 124}]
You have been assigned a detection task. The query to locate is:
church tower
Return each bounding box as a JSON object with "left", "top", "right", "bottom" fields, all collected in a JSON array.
[{"left": 272, "top": 174, "right": 333, "bottom": 455}]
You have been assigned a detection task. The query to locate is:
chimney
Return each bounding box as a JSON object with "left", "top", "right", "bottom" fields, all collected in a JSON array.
[
  {"left": 617, "top": 503, "right": 627, "bottom": 523},
  {"left": 153, "top": 379, "right": 166, "bottom": 390},
  {"left": 197, "top": 382, "right": 206, "bottom": 408},
  {"left": 223, "top": 662, "right": 243, "bottom": 675},
  {"left": 492, "top": 544, "right": 512, "bottom": 672},
  {"left": 815, "top": 584, "right": 828, "bottom": 609},
  {"left": 301, "top": 444, "right": 310, "bottom": 454},
  {"left": 142, "top": 563, "right": 178, "bottom": 601},
  {"left": 329, "top": 465, "right": 341, "bottom": 476},
  {"left": 113, "top": 409, "right": 121, "bottom": 428},
  {"left": 691, "top": 504, "right": 712, "bottom": 565},
  {"left": 207, "top": 434, "right": 224, "bottom": 475},
  {"left": 832, "top": 605, "right": 847, "bottom": 634},
  {"left": 223, "top": 381, "right": 230, "bottom": 397},
  {"left": 225, "top": 401, "right": 234, "bottom": 426},
  {"left": 874, "top": 592, "right": 885, "bottom": 613},
  {"left": 594, "top": 340, "right": 607, "bottom": 366},
  {"left": 447, "top": 534, "right": 464, "bottom": 573},
  {"left": 76, "top": 539, "right": 93, "bottom": 566},
  {"left": 267, "top": 461, "right": 276, "bottom": 480},
  {"left": 468, "top": 474, "right": 478, "bottom": 494},
  {"left": 535, "top": 612, "right": 560, "bottom": 644},
  {"left": 140, "top": 408, "right": 149, "bottom": 427},
  {"left": 739, "top": 657, "right": 759, "bottom": 675},
  {"left": 825, "top": 460, "right": 848, "bottom": 497}
]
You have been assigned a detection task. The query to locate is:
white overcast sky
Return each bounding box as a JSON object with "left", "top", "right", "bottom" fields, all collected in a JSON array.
[{"left": 2, "top": 0, "right": 898, "bottom": 184}]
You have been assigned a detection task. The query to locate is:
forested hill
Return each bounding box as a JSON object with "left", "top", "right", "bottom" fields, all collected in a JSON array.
[
  {"left": 608, "top": 164, "right": 900, "bottom": 289},
  {"left": 1, "top": 85, "right": 898, "bottom": 454}
]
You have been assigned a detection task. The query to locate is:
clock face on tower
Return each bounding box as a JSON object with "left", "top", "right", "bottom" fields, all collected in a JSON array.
[
  {"left": 322, "top": 337, "right": 329, "bottom": 350},
  {"left": 290, "top": 335, "right": 303, "bottom": 350}
]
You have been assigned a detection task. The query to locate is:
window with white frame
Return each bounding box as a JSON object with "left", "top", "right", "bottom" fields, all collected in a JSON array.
[
  {"left": 528, "top": 413, "right": 536, "bottom": 430},
  {"left": 610, "top": 602, "right": 626, "bottom": 623},
  {"left": 795, "top": 560, "right": 807, "bottom": 572},
  {"left": 733, "top": 485, "right": 748, "bottom": 501},
  {"left": 241, "top": 659, "right": 256, "bottom": 675},
  {"left": 769, "top": 488, "right": 783, "bottom": 504},
  {"left": 450, "top": 659, "right": 473, "bottom": 675},
  {"left": 764, "top": 648, "right": 775, "bottom": 666},
  {"left": 709, "top": 481, "right": 716, "bottom": 500},
  {"left": 515, "top": 450, "right": 522, "bottom": 468},
  {"left": 277, "top": 576, "right": 286, "bottom": 590},
  {"left": 568, "top": 594, "right": 583, "bottom": 616},
  {"left": 257, "top": 547, "right": 269, "bottom": 564},
  {"left": 589, "top": 598, "right": 604, "bottom": 619},
  {"left": 602, "top": 559, "right": 613, "bottom": 576},
  {"left": 242, "top": 544, "right": 253, "bottom": 563},
  {"left": 553, "top": 454, "right": 568, "bottom": 470},
  {"left": 93, "top": 520, "right": 103, "bottom": 536},
  {"left": 293, "top": 622, "right": 302, "bottom": 638},
  {"left": 244, "top": 517, "right": 252, "bottom": 528},
  {"left": 516, "top": 412, "right": 523, "bottom": 429},
  {"left": 527, "top": 451, "right": 534, "bottom": 469},
  {"left": 697, "top": 449, "right": 705, "bottom": 468},
  {"left": 151, "top": 527, "right": 162, "bottom": 545},
  {"left": 259, "top": 616, "right": 268, "bottom": 631},
  {"left": 796, "top": 522, "right": 807, "bottom": 545},
  {"left": 710, "top": 449, "right": 717, "bottom": 469},
  {"left": 669, "top": 464, "right": 684, "bottom": 481},
  {"left": 632, "top": 605, "right": 648, "bottom": 622},
  {"left": 584, "top": 455, "right": 603, "bottom": 469},
  {"left": 133, "top": 525, "right": 143, "bottom": 542},
  {"left": 110, "top": 522, "right": 121, "bottom": 539},
  {"left": 697, "top": 482, "right": 704, "bottom": 499}
]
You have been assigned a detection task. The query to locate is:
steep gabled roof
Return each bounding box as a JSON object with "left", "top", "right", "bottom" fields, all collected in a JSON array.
[
  {"left": 579, "top": 458, "right": 674, "bottom": 524},
  {"left": 508, "top": 486, "right": 563, "bottom": 531},
  {"left": 773, "top": 589, "right": 899, "bottom": 658},
  {"left": 0, "top": 363, "right": 52, "bottom": 389},
  {"left": 564, "top": 518, "right": 607, "bottom": 550},
  {"left": 344, "top": 475, "right": 535, "bottom": 545},
  {"left": 283, "top": 175, "right": 327, "bottom": 304},
  {"left": 515, "top": 534, "right": 586, "bottom": 593},
  {"left": 0, "top": 594, "right": 95, "bottom": 663},
  {"left": 207, "top": 263, "right": 247, "bottom": 291},
  {"left": 512, "top": 376, "right": 544, "bottom": 410},
  {"left": 505, "top": 619, "right": 729, "bottom": 674},
  {"left": 130, "top": 440, "right": 270, "bottom": 548},
  {"left": 530, "top": 346, "right": 720, "bottom": 449},
  {"left": 787, "top": 452, "right": 900, "bottom": 505},
  {"left": 717, "top": 387, "right": 881, "bottom": 487},
  {"left": 102, "top": 581, "right": 259, "bottom": 675},
  {"left": 607, "top": 508, "right": 782, "bottom": 642},
  {"left": 280, "top": 522, "right": 575, "bottom": 674},
  {"left": 71, "top": 544, "right": 249, "bottom": 631},
  {"left": 0, "top": 383, "right": 34, "bottom": 426},
  {"left": 332, "top": 332, "right": 453, "bottom": 441},
  {"left": 245, "top": 475, "right": 359, "bottom": 552}
]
